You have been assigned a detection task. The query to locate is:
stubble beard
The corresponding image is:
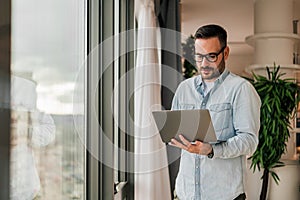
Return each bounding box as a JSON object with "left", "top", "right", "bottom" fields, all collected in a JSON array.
[{"left": 200, "top": 58, "right": 225, "bottom": 82}]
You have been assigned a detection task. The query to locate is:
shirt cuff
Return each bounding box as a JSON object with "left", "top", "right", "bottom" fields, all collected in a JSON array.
[{"left": 212, "top": 143, "right": 223, "bottom": 158}]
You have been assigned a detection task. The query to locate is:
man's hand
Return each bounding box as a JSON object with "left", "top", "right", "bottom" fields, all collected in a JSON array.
[{"left": 169, "top": 134, "right": 213, "bottom": 155}]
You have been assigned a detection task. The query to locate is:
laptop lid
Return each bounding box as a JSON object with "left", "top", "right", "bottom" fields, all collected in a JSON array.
[{"left": 152, "top": 109, "right": 217, "bottom": 144}]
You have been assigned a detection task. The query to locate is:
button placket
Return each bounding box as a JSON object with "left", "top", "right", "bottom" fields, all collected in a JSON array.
[{"left": 195, "top": 156, "right": 201, "bottom": 199}]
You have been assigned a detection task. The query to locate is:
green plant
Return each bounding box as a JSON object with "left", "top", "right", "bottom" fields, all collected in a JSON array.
[
  {"left": 182, "top": 35, "right": 197, "bottom": 79},
  {"left": 247, "top": 64, "right": 300, "bottom": 200}
]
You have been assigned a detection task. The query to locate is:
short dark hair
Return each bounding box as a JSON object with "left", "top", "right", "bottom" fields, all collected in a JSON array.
[{"left": 194, "top": 24, "right": 227, "bottom": 48}]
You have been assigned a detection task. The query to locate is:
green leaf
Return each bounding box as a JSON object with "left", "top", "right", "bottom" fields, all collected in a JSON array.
[
  {"left": 246, "top": 63, "right": 300, "bottom": 186},
  {"left": 270, "top": 171, "right": 280, "bottom": 185}
]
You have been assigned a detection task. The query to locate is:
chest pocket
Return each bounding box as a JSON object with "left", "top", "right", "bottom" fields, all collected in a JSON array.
[{"left": 209, "top": 103, "right": 232, "bottom": 133}]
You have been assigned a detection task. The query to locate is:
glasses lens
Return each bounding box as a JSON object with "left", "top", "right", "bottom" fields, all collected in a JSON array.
[
  {"left": 207, "top": 54, "right": 217, "bottom": 62},
  {"left": 195, "top": 55, "right": 203, "bottom": 62}
]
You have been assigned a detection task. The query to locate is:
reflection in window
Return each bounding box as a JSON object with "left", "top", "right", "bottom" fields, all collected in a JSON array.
[{"left": 10, "top": 0, "right": 86, "bottom": 199}]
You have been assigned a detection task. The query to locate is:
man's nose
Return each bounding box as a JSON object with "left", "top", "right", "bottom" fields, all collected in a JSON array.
[{"left": 201, "top": 57, "right": 211, "bottom": 66}]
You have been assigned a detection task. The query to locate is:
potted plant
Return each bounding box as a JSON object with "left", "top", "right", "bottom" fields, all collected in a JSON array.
[{"left": 247, "top": 64, "right": 300, "bottom": 200}]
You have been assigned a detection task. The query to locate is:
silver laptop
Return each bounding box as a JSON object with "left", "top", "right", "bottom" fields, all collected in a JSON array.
[{"left": 152, "top": 109, "right": 218, "bottom": 144}]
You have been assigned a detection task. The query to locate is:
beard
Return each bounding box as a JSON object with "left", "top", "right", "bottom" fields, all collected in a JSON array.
[{"left": 199, "top": 57, "right": 225, "bottom": 81}]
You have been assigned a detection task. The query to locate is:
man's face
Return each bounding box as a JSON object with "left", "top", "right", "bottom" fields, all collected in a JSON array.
[{"left": 194, "top": 37, "right": 229, "bottom": 82}]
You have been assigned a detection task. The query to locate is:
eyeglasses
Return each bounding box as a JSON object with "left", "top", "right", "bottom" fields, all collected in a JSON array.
[{"left": 194, "top": 46, "right": 226, "bottom": 63}]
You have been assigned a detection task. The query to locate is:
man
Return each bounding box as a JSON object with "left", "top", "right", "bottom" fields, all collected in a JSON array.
[{"left": 170, "top": 24, "right": 261, "bottom": 200}]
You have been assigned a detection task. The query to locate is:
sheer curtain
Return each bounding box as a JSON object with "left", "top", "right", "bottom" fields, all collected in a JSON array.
[{"left": 134, "top": 0, "right": 171, "bottom": 199}]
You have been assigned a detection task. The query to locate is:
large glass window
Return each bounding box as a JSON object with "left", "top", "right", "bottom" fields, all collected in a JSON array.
[{"left": 10, "top": 0, "right": 86, "bottom": 199}]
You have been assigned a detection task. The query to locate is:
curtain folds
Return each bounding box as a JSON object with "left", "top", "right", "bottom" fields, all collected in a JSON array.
[{"left": 134, "top": 0, "right": 171, "bottom": 199}]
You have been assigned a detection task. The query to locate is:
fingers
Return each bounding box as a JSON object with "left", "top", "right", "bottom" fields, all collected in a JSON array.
[
  {"left": 169, "top": 135, "right": 209, "bottom": 155},
  {"left": 179, "top": 135, "right": 190, "bottom": 146},
  {"left": 170, "top": 138, "right": 188, "bottom": 150},
  {"left": 169, "top": 134, "right": 193, "bottom": 151}
]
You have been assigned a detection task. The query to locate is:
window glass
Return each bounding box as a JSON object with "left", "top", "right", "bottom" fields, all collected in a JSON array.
[{"left": 10, "top": 0, "right": 86, "bottom": 199}]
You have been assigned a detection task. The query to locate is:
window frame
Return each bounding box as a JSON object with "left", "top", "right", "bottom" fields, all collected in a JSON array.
[
  {"left": 0, "top": 1, "right": 11, "bottom": 199},
  {"left": 86, "top": 0, "right": 134, "bottom": 199}
]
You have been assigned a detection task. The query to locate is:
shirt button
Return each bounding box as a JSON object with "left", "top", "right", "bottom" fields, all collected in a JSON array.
[
  {"left": 196, "top": 182, "right": 199, "bottom": 185},
  {"left": 196, "top": 166, "right": 199, "bottom": 169}
]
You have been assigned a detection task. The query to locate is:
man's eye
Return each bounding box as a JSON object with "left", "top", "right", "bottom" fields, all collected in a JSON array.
[{"left": 208, "top": 54, "right": 217, "bottom": 59}]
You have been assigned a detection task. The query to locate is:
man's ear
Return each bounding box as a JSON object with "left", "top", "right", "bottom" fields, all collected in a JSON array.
[{"left": 224, "top": 46, "right": 230, "bottom": 60}]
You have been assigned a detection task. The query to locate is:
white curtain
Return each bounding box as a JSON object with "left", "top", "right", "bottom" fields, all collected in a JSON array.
[{"left": 134, "top": 0, "right": 171, "bottom": 199}]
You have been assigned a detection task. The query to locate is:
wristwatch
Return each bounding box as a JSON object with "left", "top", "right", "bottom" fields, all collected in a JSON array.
[{"left": 207, "top": 149, "right": 214, "bottom": 159}]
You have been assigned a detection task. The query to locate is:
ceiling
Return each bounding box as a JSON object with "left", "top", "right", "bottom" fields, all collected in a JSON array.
[{"left": 180, "top": 0, "right": 300, "bottom": 56}]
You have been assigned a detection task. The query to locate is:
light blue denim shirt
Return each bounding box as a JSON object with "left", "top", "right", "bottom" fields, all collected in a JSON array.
[{"left": 172, "top": 69, "right": 261, "bottom": 200}]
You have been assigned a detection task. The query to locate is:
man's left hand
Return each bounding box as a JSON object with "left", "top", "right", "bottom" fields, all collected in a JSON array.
[{"left": 169, "top": 134, "right": 213, "bottom": 155}]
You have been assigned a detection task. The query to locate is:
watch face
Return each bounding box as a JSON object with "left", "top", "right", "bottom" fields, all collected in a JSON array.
[{"left": 207, "top": 151, "right": 214, "bottom": 159}]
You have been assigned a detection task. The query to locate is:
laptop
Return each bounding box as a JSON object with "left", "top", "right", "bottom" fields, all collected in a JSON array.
[{"left": 152, "top": 109, "right": 218, "bottom": 144}]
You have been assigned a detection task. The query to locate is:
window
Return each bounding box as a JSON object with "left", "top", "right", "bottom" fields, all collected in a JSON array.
[
  {"left": 87, "top": 0, "right": 134, "bottom": 199},
  {"left": 10, "top": 0, "right": 86, "bottom": 199},
  {"left": 0, "top": 0, "right": 135, "bottom": 199}
]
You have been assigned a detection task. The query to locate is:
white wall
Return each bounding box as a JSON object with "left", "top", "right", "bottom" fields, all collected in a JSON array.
[{"left": 227, "top": 54, "right": 253, "bottom": 76}]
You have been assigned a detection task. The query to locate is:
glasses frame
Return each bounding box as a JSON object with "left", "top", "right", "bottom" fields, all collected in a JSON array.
[{"left": 194, "top": 46, "right": 226, "bottom": 63}]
